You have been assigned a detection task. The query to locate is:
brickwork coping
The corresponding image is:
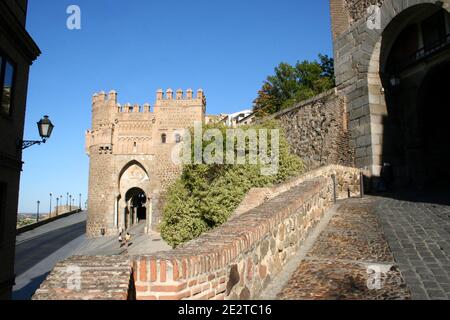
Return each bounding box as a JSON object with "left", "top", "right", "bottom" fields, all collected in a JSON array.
[{"left": 32, "top": 256, "right": 133, "bottom": 300}]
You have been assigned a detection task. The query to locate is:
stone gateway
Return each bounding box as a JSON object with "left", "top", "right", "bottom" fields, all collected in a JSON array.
[
  {"left": 85, "top": 89, "right": 206, "bottom": 237},
  {"left": 330, "top": 0, "right": 450, "bottom": 188}
]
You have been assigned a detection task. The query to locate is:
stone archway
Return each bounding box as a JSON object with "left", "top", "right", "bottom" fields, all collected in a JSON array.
[
  {"left": 118, "top": 161, "right": 152, "bottom": 232},
  {"left": 376, "top": 4, "right": 450, "bottom": 188},
  {"left": 335, "top": 0, "right": 450, "bottom": 185}
]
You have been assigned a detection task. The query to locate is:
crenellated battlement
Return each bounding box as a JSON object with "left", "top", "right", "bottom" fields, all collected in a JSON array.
[
  {"left": 154, "top": 88, "right": 206, "bottom": 107},
  {"left": 91, "top": 88, "right": 206, "bottom": 116}
]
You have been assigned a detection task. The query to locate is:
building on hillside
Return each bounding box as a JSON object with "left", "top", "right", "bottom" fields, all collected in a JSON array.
[
  {"left": 330, "top": 0, "right": 450, "bottom": 188},
  {"left": 0, "top": 0, "right": 41, "bottom": 299},
  {"left": 217, "top": 109, "right": 253, "bottom": 127},
  {"left": 236, "top": 112, "right": 256, "bottom": 126},
  {"left": 85, "top": 89, "right": 206, "bottom": 237}
]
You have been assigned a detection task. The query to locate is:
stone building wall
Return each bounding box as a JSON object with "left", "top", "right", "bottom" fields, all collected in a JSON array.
[
  {"left": 33, "top": 165, "right": 362, "bottom": 300},
  {"left": 268, "top": 88, "right": 354, "bottom": 171},
  {"left": 0, "top": 0, "right": 40, "bottom": 299}
]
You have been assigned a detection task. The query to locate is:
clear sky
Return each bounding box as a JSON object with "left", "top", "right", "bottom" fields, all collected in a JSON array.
[{"left": 19, "top": 0, "right": 333, "bottom": 213}]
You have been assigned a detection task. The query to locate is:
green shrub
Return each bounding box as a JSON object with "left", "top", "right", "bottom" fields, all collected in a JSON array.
[{"left": 160, "top": 120, "right": 303, "bottom": 247}]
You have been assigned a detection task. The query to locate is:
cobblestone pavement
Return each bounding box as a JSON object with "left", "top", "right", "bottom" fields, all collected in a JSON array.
[
  {"left": 278, "top": 198, "right": 411, "bottom": 300},
  {"left": 375, "top": 194, "right": 450, "bottom": 300}
]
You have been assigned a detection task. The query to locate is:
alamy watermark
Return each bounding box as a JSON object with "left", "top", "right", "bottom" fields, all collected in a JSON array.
[
  {"left": 66, "top": 5, "right": 81, "bottom": 30},
  {"left": 367, "top": 5, "right": 382, "bottom": 30},
  {"left": 170, "top": 122, "right": 280, "bottom": 176},
  {"left": 366, "top": 264, "right": 394, "bottom": 290},
  {"left": 66, "top": 265, "right": 82, "bottom": 291}
]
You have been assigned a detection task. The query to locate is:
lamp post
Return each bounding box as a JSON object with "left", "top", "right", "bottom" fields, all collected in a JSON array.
[
  {"left": 56, "top": 196, "right": 59, "bottom": 216},
  {"left": 66, "top": 192, "right": 69, "bottom": 207},
  {"left": 49, "top": 192, "right": 53, "bottom": 217},
  {"left": 20, "top": 116, "right": 55, "bottom": 150},
  {"left": 79, "top": 193, "right": 82, "bottom": 210},
  {"left": 36, "top": 201, "right": 40, "bottom": 222},
  {"left": 69, "top": 194, "right": 72, "bottom": 211}
]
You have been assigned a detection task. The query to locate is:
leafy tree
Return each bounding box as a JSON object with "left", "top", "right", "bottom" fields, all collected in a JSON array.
[
  {"left": 160, "top": 120, "right": 303, "bottom": 247},
  {"left": 253, "top": 54, "right": 335, "bottom": 117}
]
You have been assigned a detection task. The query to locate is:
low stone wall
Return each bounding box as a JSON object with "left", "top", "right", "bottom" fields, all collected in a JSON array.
[
  {"left": 133, "top": 166, "right": 362, "bottom": 300},
  {"left": 33, "top": 256, "right": 133, "bottom": 300},
  {"left": 16, "top": 209, "right": 83, "bottom": 235},
  {"left": 265, "top": 88, "right": 354, "bottom": 171},
  {"left": 234, "top": 165, "right": 362, "bottom": 217},
  {"left": 33, "top": 166, "right": 362, "bottom": 300}
]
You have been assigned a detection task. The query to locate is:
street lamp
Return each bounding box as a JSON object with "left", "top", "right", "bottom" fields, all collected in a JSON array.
[
  {"left": 36, "top": 200, "right": 40, "bottom": 222},
  {"left": 20, "top": 116, "right": 55, "bottom": 150},
  {"left": 66, "top": 192, "right": 69, "bottom": 207},
  {"left": 79, "top": 193, "right": 82, "bottom": 210},
  {"left": 49, "top": 193, "right": 53, "bottom": 216},
  {"left": 69, "top": 194, "right": 72, "bottom": 211},
  {"left": 56, "top": 196, "right": 59, "bottom": 216}
]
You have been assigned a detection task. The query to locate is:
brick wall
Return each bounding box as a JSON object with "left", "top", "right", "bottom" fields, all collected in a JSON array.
[
  {"left": 330, "top": 0, "right": 350, "bottom": 40},
  {"left": 267, "top": 89, "right": 354, "bottom": 171}
]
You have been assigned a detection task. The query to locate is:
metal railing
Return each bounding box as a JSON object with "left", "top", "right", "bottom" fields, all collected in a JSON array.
[{"left": 394, "top": 33, "right": 450, "bottom": 73}]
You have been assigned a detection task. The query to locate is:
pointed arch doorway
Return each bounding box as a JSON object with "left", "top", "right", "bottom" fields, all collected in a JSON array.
[{"left": 117, "top": 161, "right": 152, "bottom": 233}]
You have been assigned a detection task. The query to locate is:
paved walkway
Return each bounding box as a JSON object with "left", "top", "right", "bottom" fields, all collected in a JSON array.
[
  {"left": 73, "top": 222, "right": 171, "bottom": 256},
  {"left": 277, "top": 198, "right": 410, "bottom": 300},
  {"left": 375, "top": 193, "right": 450, "bottom": 300}
]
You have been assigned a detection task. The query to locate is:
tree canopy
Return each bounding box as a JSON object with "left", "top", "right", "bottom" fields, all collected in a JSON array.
[{"left": 253, "top": 54, "right": 335, "bottom": 117}]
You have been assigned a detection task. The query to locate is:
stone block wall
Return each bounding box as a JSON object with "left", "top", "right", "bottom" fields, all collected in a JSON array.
[{"left": 268, "top": 89, "right": 354, "bottom": 171}]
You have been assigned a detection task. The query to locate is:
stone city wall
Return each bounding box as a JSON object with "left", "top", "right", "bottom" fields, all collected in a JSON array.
[{"left": 266, "top": 88, "right": 354, "bottom": 171}]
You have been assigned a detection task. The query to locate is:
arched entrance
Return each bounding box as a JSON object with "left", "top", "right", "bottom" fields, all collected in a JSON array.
[
  {"left": 379, "top": 4, "right": 450, "bottom": 188},
  {"left": 117, "top": 160, "right": 151, "bottom": 232},
  {"left": 124, "top": 187, "right": 147, "bottom": 230}
]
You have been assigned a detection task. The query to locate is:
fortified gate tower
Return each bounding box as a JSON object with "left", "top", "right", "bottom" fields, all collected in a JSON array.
[{"left": 85, "top": 88, "right": 206, "bottom": 238}]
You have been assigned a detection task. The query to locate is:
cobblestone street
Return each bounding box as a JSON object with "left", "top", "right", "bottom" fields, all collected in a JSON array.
[
  {"left": 278, "top": 198, "right": 411, "bottom": 300},
  {"left": 278, "top": 192, "right": 450, "bottom": 300},
  {"left": 375, "top": 193, "right": 450, "bottom": 300}
]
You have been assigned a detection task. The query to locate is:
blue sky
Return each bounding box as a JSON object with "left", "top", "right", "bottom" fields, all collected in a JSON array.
[{"left": 19, "top": 0, "right": 333, "bottom": 213}]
